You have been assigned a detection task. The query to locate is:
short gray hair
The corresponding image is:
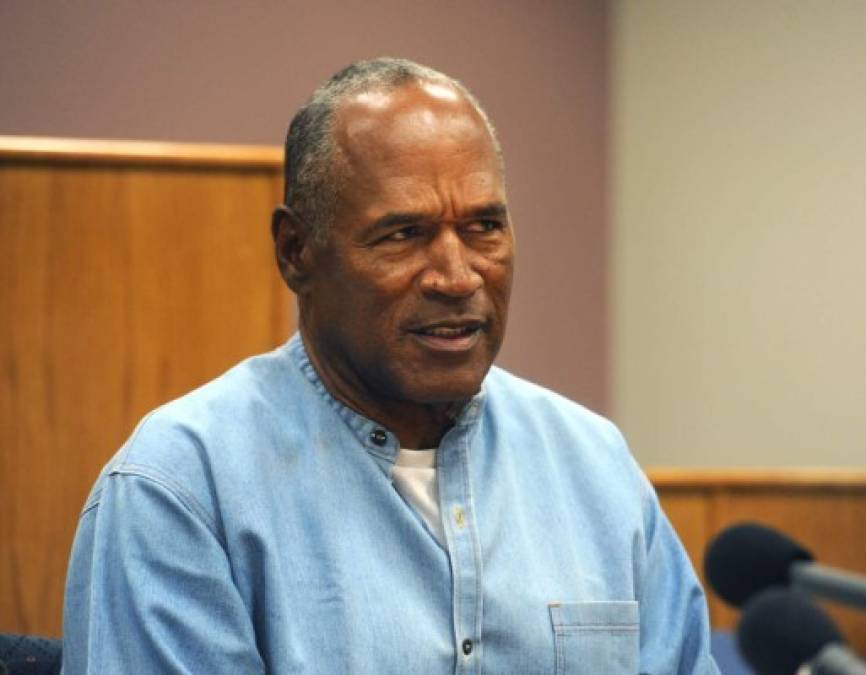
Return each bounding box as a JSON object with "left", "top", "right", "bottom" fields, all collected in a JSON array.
[{"left": 283, "top": 57, "right": 501, "bottom": 241}]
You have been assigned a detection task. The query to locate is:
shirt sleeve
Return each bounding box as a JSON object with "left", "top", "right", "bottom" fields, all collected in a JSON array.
[
  {"left": 63, "top": 470, "right": 266, "bottom": 675},
  {"left": 634, "top": 470, "right": 721, "bottom": 675}
]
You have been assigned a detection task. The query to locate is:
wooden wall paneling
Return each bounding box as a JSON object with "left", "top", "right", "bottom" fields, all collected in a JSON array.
[
  {"left": 1, "top": 138, "right": 293, "bottom": 636},
  {"left": 656, "top": 489, "right": 711, "bottom": 584},
  {"left": 122, "top": 167, "right": 287, "bottom": 405},
  {"left": 3, "top": 166, "right": 128, "bottom": 635}
]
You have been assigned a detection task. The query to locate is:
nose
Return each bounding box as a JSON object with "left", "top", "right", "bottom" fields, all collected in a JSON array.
[{"left": 418, "top": 228, "right": 483, "bottom": 298}]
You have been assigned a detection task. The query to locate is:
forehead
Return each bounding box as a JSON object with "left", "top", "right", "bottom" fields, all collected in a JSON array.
[{"left": 332, "top": 82, "right": 503, "bottom": 200}]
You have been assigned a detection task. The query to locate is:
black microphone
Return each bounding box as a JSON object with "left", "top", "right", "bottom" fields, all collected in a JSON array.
[
  {"left": 738, "top": 588, "right": 866, "bottom": 675},
  {"left": 704, "top": 522, "right": 866, "bottom": 609}
]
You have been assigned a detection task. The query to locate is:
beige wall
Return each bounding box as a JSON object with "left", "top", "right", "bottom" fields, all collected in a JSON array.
[{"left": 611, "top": 1, "right": 866, "bottom": 466}]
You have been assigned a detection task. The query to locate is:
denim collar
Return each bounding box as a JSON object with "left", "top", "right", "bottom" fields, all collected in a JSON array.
[{"left": 286, "top": 332, "right": 485, "bottom": 463}]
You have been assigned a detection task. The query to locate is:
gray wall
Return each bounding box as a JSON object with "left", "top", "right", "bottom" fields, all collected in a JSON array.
[
  {"left": 612, "top": 0, "right": 866, "bottom": 466},
  {"left": 0, "top": 0, "right": 610, "bottom": 412}
]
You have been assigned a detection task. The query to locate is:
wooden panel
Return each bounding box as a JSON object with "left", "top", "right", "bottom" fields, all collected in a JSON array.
[
  {"left": 1, "top": 138, "right": 293, "bottom": 636},
  {"left": 652, "top": 470, "right": 866, "bottom": 654}
]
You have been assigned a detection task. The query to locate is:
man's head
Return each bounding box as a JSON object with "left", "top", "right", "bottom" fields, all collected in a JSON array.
[
  {"left": 273, "top": 58, "right": 514, "bottom": 444},
  {"left": 281, "top": 57, "right": 503, "bottom": 241}
]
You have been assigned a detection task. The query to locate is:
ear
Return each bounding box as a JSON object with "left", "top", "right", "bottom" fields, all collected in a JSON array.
[{"left": 271, "top": 205, "right": 315, "bottom": 293}]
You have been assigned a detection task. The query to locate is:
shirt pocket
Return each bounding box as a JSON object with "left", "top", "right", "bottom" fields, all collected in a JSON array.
[{"left": 548, "top": 601, "right": 639, "bottom": 675}]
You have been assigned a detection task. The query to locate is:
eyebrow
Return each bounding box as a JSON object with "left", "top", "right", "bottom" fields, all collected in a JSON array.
[{"left": 366, "top": 202, "right": 509, "bottom": 232}]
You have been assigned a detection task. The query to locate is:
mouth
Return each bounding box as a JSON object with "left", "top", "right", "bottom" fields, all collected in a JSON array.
[{"left": 407, "top": 320, "right": 485, "bottom": 352}]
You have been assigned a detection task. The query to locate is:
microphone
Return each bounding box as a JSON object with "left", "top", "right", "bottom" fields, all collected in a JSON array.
[
  {"left": 704, "top": 522, "right": 866, "bottom": 609},
  {"left": 738, "top": 588, "right": 866, "bottom": 675}
]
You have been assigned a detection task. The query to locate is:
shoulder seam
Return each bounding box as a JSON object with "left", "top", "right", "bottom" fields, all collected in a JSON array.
[
  {"left": 107, "top": 464, "right": 225, "bottom": 548},
  {"left": 81, "top": 488, "right": 103, "bottom": 516}
]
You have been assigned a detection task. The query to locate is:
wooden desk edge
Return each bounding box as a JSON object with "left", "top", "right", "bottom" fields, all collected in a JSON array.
[
  {"left": 647, "top": 467, "right": 866, "bottom": 489},
  {"left": 0, "top": 136, "right": 283, "bottom": 170}
]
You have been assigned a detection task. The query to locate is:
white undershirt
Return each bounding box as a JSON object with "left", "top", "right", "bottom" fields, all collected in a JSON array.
[{"left": 391, "top": 448, "right": 446, "bottom": 546}]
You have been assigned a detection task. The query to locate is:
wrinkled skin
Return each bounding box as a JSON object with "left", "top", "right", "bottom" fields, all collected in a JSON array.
[{"left": 274, "top": 81, "right": 514, "bottom": 448}]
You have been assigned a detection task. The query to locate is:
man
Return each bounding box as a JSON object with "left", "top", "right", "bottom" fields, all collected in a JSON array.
[{"left": 63, "top": 58, "right": 719, "bottom": 673}]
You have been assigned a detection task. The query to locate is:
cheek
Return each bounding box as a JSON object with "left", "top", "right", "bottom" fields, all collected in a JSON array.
[
  {"left": 325, "top": 271, "right": 417, "bottom": 340},
  {"left": 351, "top": 261, "right": 421, "bottom": 309},
  {"left": 373, "top": 267, "right": 416, "bottom": 292},
  {"left": 482, "top": 256, "right": 514, "bottom": 296}
]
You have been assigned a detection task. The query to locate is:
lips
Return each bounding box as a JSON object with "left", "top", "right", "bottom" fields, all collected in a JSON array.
[{"left": 407, "top": 319, "right": 485, "bottom": 352}]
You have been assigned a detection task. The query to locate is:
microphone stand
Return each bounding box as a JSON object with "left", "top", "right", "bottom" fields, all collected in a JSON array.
[{"left": 791, "top": 562, "right": 866, "bottom": 609}]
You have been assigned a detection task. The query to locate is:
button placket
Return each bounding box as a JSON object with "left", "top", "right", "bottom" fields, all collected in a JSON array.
[
  {"left": 439, "top": 433, "right": 482, "bottom": 674},
  {"left": 453, "top": 506, "right": 466, "bottom": 529}
]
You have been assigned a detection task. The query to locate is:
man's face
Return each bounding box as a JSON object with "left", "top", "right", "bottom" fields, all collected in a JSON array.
[{"left": 300, "top": 82, "right": 514, "bottom": 409}]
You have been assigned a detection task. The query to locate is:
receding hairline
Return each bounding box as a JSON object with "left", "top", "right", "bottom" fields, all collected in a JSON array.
[{"left": 282, "top": 58, "right": 503, "bottom": 239}]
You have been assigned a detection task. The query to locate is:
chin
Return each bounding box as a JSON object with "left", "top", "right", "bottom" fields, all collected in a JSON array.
[{"left": 397, "top": 370, "right": 488, "bottom": 406}]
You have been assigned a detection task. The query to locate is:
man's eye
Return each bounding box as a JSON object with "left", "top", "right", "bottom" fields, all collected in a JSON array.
[
  {"left": 386, "top": 225, "right": 423, "bottom": 241},
  {"left": 466, "top": 220, "right": 503, "bottom": 234}
]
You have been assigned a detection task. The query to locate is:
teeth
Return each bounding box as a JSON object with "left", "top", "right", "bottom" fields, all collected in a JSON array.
[{"left": 421, "top": 326, "right": 475, "bottom": 337}]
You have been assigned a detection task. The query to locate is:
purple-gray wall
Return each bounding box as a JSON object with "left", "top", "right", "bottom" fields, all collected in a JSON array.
[{"left": 0, "top": 0, "right": 609, "bottom": 411}]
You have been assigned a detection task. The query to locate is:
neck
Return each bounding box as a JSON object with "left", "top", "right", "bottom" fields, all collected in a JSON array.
[{"left": 299, "top": 328, "right": 464, "bottom": 449}]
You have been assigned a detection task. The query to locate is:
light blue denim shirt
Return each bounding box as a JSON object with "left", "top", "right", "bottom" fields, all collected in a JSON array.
[{"left": 63, "top": 334, "right": 719, "bottom": 674}]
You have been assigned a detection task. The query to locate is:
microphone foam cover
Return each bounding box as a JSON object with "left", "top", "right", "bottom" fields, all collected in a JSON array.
[
  {"left": 704, "top": 522, "right": 812, "bottom": 607},
  {"left": 738, "top": 588, "right": 843, "bottom": 675}
]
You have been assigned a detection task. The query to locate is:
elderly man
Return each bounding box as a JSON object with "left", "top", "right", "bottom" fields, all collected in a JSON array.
[{"left": 63, "top": 58, "right": 719, "bottom": 674}]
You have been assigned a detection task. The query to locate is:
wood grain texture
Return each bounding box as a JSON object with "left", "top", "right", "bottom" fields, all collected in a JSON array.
[{"left": 1, "top": 140, "right": 292, "bottom": 636}]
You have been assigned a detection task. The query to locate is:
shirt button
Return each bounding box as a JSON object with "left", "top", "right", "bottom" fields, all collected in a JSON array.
[
  {"left": 453, "top": 506, "right": 466, "bottom": 529},
  {"left": 369, "top": 428, "right": 388, "bottom": 446},
  {"left": 462, "top": 639, "right": 473, "bottom": 655}
]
